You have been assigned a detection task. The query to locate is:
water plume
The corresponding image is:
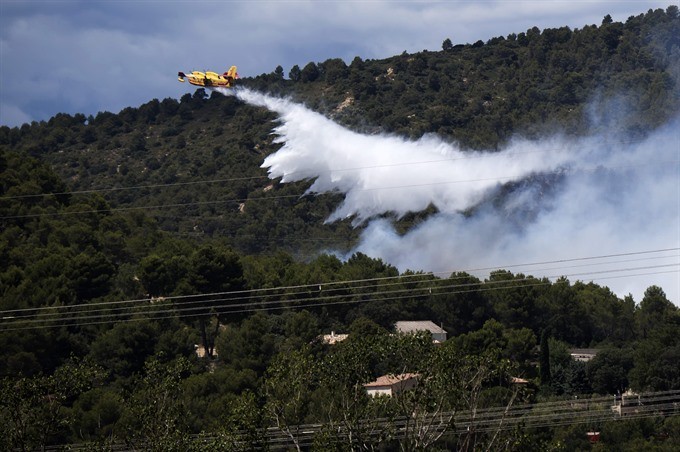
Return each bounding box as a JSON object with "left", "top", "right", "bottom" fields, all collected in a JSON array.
[{"left": 225, "top": 87, "right": 680, "bottom": 304}]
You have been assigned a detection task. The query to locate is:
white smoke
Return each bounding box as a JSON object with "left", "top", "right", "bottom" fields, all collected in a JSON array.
[{"left": 229, "top": 87, "right": 680, "bottom": 304}]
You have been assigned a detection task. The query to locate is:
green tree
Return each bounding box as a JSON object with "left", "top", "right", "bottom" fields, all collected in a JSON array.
[
  {"left": 138, "top": 254, "right": 189, "bottom": 297},
  {"left": 539, "top": 330, "right": 551, "bottom": 386},
  {"left": 122, "top": 355, "right": 192, "bottom": 451},
  {"left": 88, "top": 320, "right": 161, "bottom": 378},
  {"left": 181, "top": 244, "right": 244, "bottom": 358},
  {"left": 321, "top": 58, "right": 349, "bottom": 84},
  {"left": 316, "top": 333, "right": 394, "bottom": 450},
  {"left": 586, "top": 347, "right": 633, "bottom": 394},
  {"left": 70, "top": 388, "right": 124, "bottom": 441},
  {"left": 0, "top": 359, "right": 105, "bottom": 451},
  {"left": 289, "top": 64, "right": 301, "bottom": 82},
  {"left": 264, "top": 347, "right": 316, "bottom": 452},
  {"left": 300, "top": 62, "right": 320, "bottom": 82},
  {"left": 215, "top": 312, "right": 282, "bottom": 375},
  {"left": 199, "top": 389, "right": 267, "bottom": 450},
  {"left": 636, "top": 285, "right": 675, "bottom": 338}
]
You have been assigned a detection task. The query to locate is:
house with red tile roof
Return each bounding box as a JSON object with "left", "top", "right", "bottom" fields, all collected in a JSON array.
[{"left": 363, "top": 373, "right": 419, "bottom": 397}]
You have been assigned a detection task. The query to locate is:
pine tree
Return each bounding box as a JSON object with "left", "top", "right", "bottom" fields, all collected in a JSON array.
[{"left": 540, "top": 330, "right": 551, "bottom": 386}]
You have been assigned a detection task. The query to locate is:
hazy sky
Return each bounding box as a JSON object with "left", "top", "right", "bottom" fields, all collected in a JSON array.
[{"left": 0, "top": 0, "right": 673, "bottom": 127}]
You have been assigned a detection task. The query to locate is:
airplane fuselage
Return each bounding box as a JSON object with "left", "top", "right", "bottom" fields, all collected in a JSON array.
[
  {"left": 185, "top": 71, "right": 234, "bottom": 87},
  {"left": 178, "top": 66, "right": 238, "bottom": 88}
]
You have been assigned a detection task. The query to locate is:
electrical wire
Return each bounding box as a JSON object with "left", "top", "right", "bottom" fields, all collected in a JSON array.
[
  {"left": 40, "top": 390, "right": 680, "bottom": 450},
  {"left": 1, "top": 258, "right": 677, "bottom": 332},
  {"left": 2, "top": 248, "right": 676, "bottom": 316}
]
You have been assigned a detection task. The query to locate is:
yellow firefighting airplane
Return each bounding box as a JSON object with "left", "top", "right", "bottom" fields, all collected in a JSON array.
[{"left": 177, "top": 66, "right": 238, "bottom": 88}]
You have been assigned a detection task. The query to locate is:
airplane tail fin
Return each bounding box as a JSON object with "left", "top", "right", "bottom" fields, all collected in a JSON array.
[
  {"left": 220, "top": 66, "right": 239, "bottom": 87},
  {"left": 224, "top": 66, "right": 239, "bottom": 80},
  {"left": 177, "top": 71, "right": 186, "bottom": 82}
]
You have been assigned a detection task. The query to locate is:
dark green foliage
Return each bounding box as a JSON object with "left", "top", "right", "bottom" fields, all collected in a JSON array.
[
  {"left": 120, "top": 355, "right": 194, "bottom": 451},
  {"left": 289, "top": 64, "right": 301, "bottom": 81},
  {"left": 539, "top": 330, "right": 551, "bottom": 386},
  {"left": 215, "top": 312, "right": 282, "bottom": 375},
  {"left": 300, "top": 62, "right": 320, "bottom": 82},
  {"left": 0, "top": 358, "right": 106, "bottom": 450},
  {"left": 586, "top": 346, "right": 633, "bottom": 394},
  {"left": 88, "top": 320, "right": 164, "bottom": 378}
]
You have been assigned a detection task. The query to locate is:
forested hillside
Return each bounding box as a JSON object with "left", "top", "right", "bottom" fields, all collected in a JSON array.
[{"left": 1, "top": 7, "right": 679, "bottom": 450}]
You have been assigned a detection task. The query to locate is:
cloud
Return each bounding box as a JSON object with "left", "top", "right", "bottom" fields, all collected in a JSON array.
[
  {"left": 232, "top": 87, "right": 680, "bottom": 305},
  {"left": 0, "top": 102, "right": 31, "bottom": 128},
  {"left": 1, "top": 11, "right": 178, "bottom": 122}
]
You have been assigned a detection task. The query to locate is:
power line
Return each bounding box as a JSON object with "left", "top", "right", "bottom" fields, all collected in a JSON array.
[
  {"left": 41, "top": 390, "right": 680, "bottom": 450},
  {"left": 2, "top": 248, "right": 676, "bottom": 315},
  {"left": 0, "top": 175, "right": 269, "bottom": 201},
  {"left": 1, "top": 257, "right": 676, "bottom": 331}
]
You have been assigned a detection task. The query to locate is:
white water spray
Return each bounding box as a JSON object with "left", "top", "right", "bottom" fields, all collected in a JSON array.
[{"left": 222, "top": 87, "right": 680, "bottom": 304}]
